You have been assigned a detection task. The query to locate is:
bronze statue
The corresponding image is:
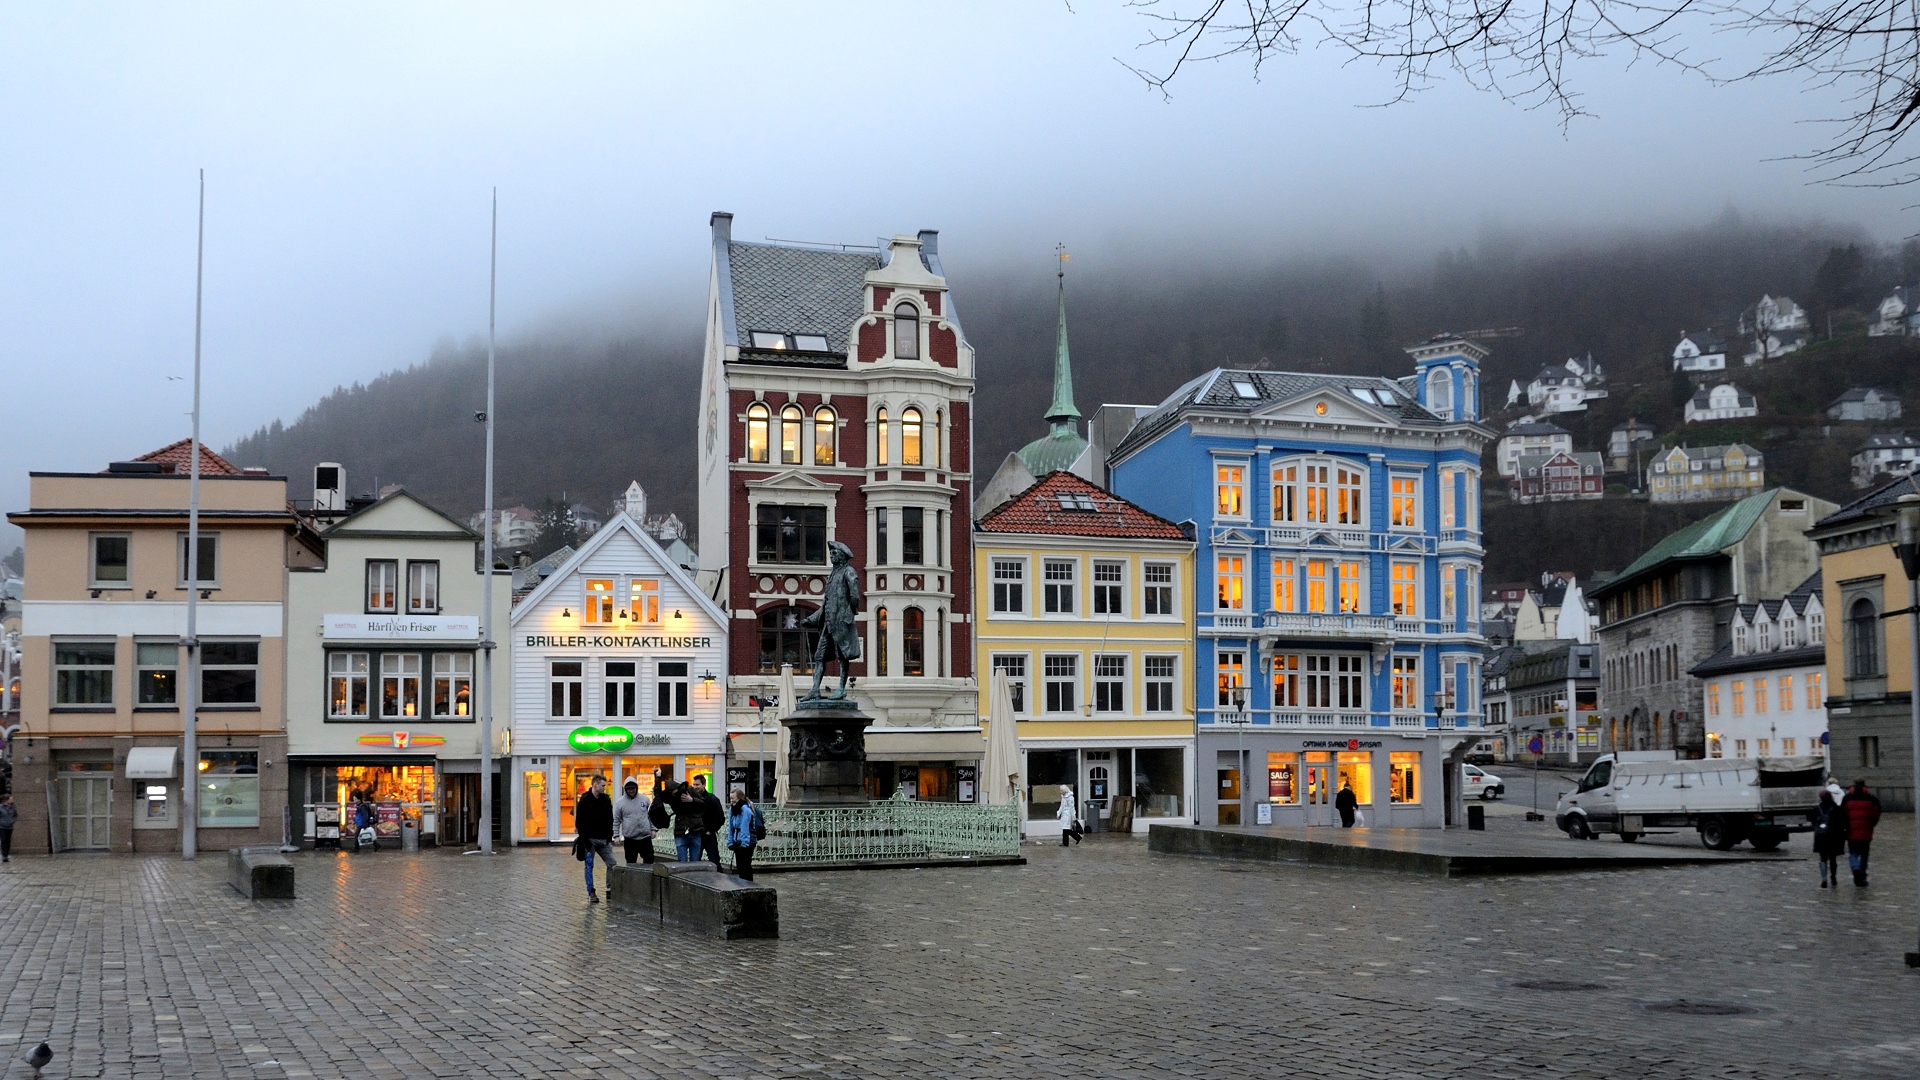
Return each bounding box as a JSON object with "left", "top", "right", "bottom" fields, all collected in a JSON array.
[{"left": 801, "top": 540, "right": 862, "bottom": 701}]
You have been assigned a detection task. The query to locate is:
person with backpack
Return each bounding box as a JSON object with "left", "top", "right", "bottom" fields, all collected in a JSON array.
[
  {"left": 613, "top": 777, "right": 656, "bottom": 865},
  {"left": 725, "top": 786, "right": 765, "bottom": 881},
  {"left": 1841, "top": 779, "right": 1884, "bottom": 887},
  {"left": 1813, "top": 788, "right": 1846, "bottom": 888}
]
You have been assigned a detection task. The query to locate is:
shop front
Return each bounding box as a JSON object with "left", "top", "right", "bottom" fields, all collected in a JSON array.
[
  {"left": 1204, "top": 729, "right": 1448, "bottom": 829},
  {"left": 1021, "top": 738, "right": 1192, "bottom": 834},
  {"left": 514, "top": 729, "right": 719, "bottom": 841}
]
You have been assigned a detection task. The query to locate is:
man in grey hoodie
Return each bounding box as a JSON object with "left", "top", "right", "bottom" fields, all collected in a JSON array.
[{"left": 612, "top": 778, "right": 656, "bottom": 865}]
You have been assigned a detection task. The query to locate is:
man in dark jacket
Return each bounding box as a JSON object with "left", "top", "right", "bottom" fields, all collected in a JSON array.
[
  {"left": 1841, "top": 779, "right": 1884, "bottom": 887},
  {"left": 694, "top": 775, "right": 726, "bottom": 869},
  {"left": 1335, "top": 783, "right": 1359, "bottom": 828},
  {"left": 575, "top": 774, "right": 615, "bottom": 904},
  {"left": 666, "top": 781, "right": 705, "bottom": 862}
]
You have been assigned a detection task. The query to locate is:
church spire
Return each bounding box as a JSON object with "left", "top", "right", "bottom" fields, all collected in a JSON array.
[{"left": 1045, "top": 244, "right": 1080, "bottom": 428}]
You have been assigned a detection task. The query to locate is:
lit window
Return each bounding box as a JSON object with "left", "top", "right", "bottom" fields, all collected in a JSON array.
[
  {"left": 365, "top": 560, "right": 398, "bottom": 613},
  {"left": 1439, "top": 467, "right": 1459, "bottom": 529},
  {"left": 1217, "top": 650, "right": 1246, "bottom": 709},
  {"left": 1272, "top": 652, "right": 1299, "bottom": 707},
  {"left": 746, "top": 403, "right": 770, "bottom": 463},
  {"left": 1335, "top": 467, "right": 1364, "bottom": 526},
  {"left": 1338, "top": 560, "right": 1363, "bottom": 614},
  {"left": 382, "top": 653, "right": 424, "bottom": 718},
  {"left": 1392, "top": 656, "right": 1419, "bottom": 710},
  {"left": 1304, "top": 464, "right": 1330, "bottom": 523},
  {"left": 1217, "top": 464, "right": 1246, "bottom": 517},
  {"left": 406, "top": 561, "right": 439, "bottom": 614},
  {"left": 1754, "top": 678, "right": 1768, "bottom": 714},
  {"left": 893, "top": 303, "right": 920, "bottom": 359},
  {"left": 876, "top": 608, "right": 890, "bottom": 676},
  {"left": 1306, "top": 559, "right": 1330, "bottom": 614},
  {"left": 1391, "top": 562, "right": 1418, "bottom": 616},
  {"left": 813, "top": 406, "right": 837, "bottom": 465},
  {"left": 1808, "top": 672, "right": 1823, "bottom": 710},
  {"left": 433, "top": 653, "right": 473, "bottom": 717},
  {"left": 1217, "top": 555, "right": 1245, "bottom": 611},
  {"left": 628, "top": 579, "right": 659, "bottom": 623},
  {"left": 1707, "top": 682, "right": 1721, "bottom": 716},
  {"left": 781, "top": 405, "right": 803, "bottom": 465},
  {"left": 1731, "top": 680, "right": 1745, "bottom": 715},
  {"left": 1390, "top": 476, "right": 1417, "bottom": 528},
  {"left": 901, "top": 408, "right": 923, "bottom": 465},
  {"left": 584, "top": 579, "right": 615, "bottom": 623},
  {"left": 1389, "top": 751, "right": 1420, "bottom": 803},
  {"left": 1778, "top": 675, "right": 1793, "bottom": 713},
  {"left": 1272, "top": 463, "right": 1298, "bottom": 523},
  {"left": 328, "top": 651, "right": 369, "bottom": 718},
  {"left": 137, "top": 641, "right": 178, "bottom": 705},
  {"left": 875, "top": 408, "right": 889, "bottom": 466},
  {"left": 1273, "top": 558, "right": 1296, "bottom": 612}
]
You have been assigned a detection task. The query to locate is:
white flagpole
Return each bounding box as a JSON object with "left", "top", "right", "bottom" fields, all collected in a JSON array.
[
  {"left": 476, "top": 189, "right": 498, "bottom": 854},
  {"left": 182, "top": 170, "right": 205, "bottom": 860}
]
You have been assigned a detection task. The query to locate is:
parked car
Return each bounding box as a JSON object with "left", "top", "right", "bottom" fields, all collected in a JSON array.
[
  {"left": 1463, "top": 764, "right": 1504, "bottom": 800},
  {"left": 1554, "top": 752, "right": 1827, "bottom": 849}
]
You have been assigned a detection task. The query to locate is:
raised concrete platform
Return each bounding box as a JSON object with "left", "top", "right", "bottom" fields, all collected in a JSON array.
[
  {"left": 227, "top": 846, "right": 295, "bottom": 899},
  {"left": 608, "top": 862, "right": 778, "bottom": 939},
  {"left": 1148, "top": 824, "right": 1797, "bottom": 877}
]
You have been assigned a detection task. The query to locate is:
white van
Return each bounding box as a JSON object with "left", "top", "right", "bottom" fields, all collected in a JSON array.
[{"left": 1554, "top": 752, "right": 1827, "bottom": 850}]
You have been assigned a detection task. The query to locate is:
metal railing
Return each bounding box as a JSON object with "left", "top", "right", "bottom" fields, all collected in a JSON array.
[{"left": 649, "top": 792, "right": 1022, "bottom": 867}]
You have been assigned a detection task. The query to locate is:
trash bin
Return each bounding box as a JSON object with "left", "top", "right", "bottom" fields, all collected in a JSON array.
[
  {"left": 1467, "top": 803, "right": 1486, "bottom": 831},
  {"left": 1084, "top": 808, "right": 1106, "bottom": 834},
  {"left": 400, "top": 819, "right": 420, "bottom": 851}
]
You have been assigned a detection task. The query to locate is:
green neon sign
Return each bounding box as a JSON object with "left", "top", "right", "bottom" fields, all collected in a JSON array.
[{"left": 567, "top": 726, "right": 635, "bottom": 754}]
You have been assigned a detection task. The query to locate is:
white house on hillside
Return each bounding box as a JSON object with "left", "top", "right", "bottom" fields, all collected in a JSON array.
[
  {"left": 1870, "top": 288, "right": 1914, "bottom": 337},
  {"left": 1852, "top": 433, "right": 1920, "bottom": 487},
  {"left": 1828, "top": 387, "right": 1902, "bottom": 422},
  {"left": 1526, "top": 355, "right": 1608, "bottom": 413},
  {"left": 1739, "top": 295, "right": 1809, "bottom": 363},
  {"left": 1672, "top": 330, "right": 1728, "bottom": 372},
  {"left": 1496, "top": 419, "right": 1573, "bottom": 477},
  {"left": 1685, "top": 384, "right": 1758, "bottom": 423}
]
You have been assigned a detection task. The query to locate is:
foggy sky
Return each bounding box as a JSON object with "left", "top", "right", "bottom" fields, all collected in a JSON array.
[{"left": 2, "top": 2, "right": 1912, "bottom": 550}]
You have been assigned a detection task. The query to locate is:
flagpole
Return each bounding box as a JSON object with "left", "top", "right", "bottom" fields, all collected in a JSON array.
[
  {"left": 476, "top": 189, "right": 498, "bottom": 855},
  {"left": 182, "top": 170, "right": 206, "bottom": 860}
]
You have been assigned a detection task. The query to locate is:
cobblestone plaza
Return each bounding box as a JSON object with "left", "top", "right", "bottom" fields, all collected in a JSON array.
[{"left": 3, "top": 824, "right": 1919, "bottom": 1079}]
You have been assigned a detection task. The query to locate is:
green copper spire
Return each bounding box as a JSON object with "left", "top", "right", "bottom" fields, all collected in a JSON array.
[{"left": 1044, "top": 252, "right": 1080, "bottom": 428}]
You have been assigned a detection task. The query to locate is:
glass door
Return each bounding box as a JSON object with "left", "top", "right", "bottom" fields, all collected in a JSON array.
[
  {"left": 57, "top": 773, "right": 112, "bottom": 850},
  {"left": 1083, "top": 751, "right": 1113, "bottom": 819},
  {"left": 1303, "top": 759, "right": 1332, "bottom": 826}
]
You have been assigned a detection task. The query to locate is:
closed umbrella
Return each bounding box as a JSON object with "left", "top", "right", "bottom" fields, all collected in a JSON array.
[
  {"left": 984, "top": 668, "right": 1023, "bottom": 817},
  {"left": 774, "top": 663, "right": 796, "bottom": 805}
]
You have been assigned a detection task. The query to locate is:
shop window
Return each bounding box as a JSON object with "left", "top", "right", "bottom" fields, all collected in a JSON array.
[
  {"left": 1390, "top": 475, "right": 1418, "bottom": 528},
  {"left": 1093, "top": 561, "right": 1124, "bottom": 615},
  {"left": 903, "top": 608, "right": 926, "bottom": 676},
  {"left": 1135, "top": 748, "right": 1184, "bottom": 818},
  {"left": 89, "top": 532, "right": 130, "bottom": 589},
  {"left": 901, "top": 507, "right": 924, "bottom": 565},
  {"left": 177, "top": 531, "right": 219, "bottom": 588},
  {"left": 992, "top": 559, "right": 1026, "bottom": 613},
  {"left": 1391, "top": 562, "right": 1418, "bottom": 616},
  {"left": 559, "top": 758, "right": 610, "bottom": 836},
  {"left": 629, "top": 579, "right": 659, "bottom": 623},
  {"left": 1217, "top": 650, "right": 1246, "bottom": 709},
  {"left": 1044, "top": 559, "right": 1077, "bottom": 614},
  {"left": 813, "top": 406, "right": 837, "bottom": 465},
  {"left": 1143, "top": 562, "right": 1174, "bottom": 615},
  {"left": 1216, "top": 463, "right": 1246, "bottom": 518},
  {"left": 407, "top": 561, "right": 439, "bottom": 614},
  {"left": 1044, "top": 654, "right": 1078, "bottom": 713},
  {"left": 136, "top": 641, "right": 178, "bottom": 705},
  {"left": 53, "top": 640, "right": 114, "bottom": 706},
  {"left": 875, "top": 607, "right": 890, "bottom": 676},
  {"left": 685, "top": 756, "right": 715, "bottom": 794},
  {"left": 619, "top": 756, "right": 676, "bottom": 796},
  {"left": 893, "top": 303, "right": 920, "bottom": 359},
  {"left": 328, "top": 651, "right": 369, "bottom": 718},
  {"left": 522, "top": 769, "right": 549, "bottom": 838},
  {"left": 1389, "top": 751, "right": 1420, "bottom": 803},
  {"left": 1391, "top": 655, "right": 1419, "bottom": 710},
  {"left": 876, "top": 408, "right": 890, "bottom": 466},
  {"left": 656, "top": 661, "right": 690, "bottom": 718},
  {"left": 901, "top": 407, "right": 923, "bottom": 465},
  {"left": 200, "top": 640, "right": 259, "bottom": 706},
  {"left": 756, "top": 503, "right": 828, "bottom": 565},
  {"left": 1271, "top": 462, "right": 1297, "bottom": 523},
  {"left": 992, "top": 655, "right": 1028, "bottom": 712},
  {"left": 1026, "top": 749, "right": 1076, "bottom": 819},
  {"left": 1273, "top": 652, "right": 1300, "bottom": 707},
  {"left": 366, "top": 559, "right": 398, "bottom": 613},
  {"left": 199, "top": 750, "right": 259, "bottom": 828},
  {"left": 1336, "top": 750, "right": 1373, "bottom": 804},
  {"left": 758, "top": 605, "right": 819, "bottom": 675},
  {"left": 550, "top": 660, "right": 583, "bottom": 718},
  {"left": 1094, "top": 655, "right": 1126, "bottom": 712},
  {"left": 1145, "top": 656, "right": 1176, "bottom": 713},
  {"left": 1267, "top": 752, "right": 1300, "bottom": 804},
  {"left": 746, "top": 403, "right": 770, "bottom": 463},
  {"left": 1217, "top": 555, "right": 1245, "bottom": 612},
  {"left": 781, "top": 404, "right": 803, "bottom": 465},
  {"left": 584, "top": 578, "right": 615, "bottom": 623}
]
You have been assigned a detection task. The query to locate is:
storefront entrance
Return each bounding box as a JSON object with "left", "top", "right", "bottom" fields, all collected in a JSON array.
[
  {"left": 1303, "top": 756, "right": 1332, "bottom": 826},
  {"left": 56, "top": 768, "right": 112, "bottom": 851}
]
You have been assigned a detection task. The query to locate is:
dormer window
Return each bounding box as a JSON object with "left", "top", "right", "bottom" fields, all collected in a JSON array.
[
  {"left": 793, "top": 334, "right": 830, "bottom": 352},
  {"left": 1733, "top": 623, "right": 1749, "bottom": 654},
  {"left": 893, "top": 303, "right": 920, "bottom": 359},
  {"left": 1757, "top": 620, "right": 1773, "bottom": 651}
]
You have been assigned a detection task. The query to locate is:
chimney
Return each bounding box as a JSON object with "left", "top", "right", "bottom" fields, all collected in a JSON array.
[{"left": 710, "top": 211, "right": 733, "bottom": 243}]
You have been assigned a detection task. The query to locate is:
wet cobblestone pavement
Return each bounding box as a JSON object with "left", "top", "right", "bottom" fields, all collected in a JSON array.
[{"left": 2, "top": 820, "right": 1919, "bottom": 1078}]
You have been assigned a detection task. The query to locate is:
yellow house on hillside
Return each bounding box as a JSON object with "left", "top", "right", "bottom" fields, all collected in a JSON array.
[{"left": 974, "top": 471, "right": 1196, "bottom": 834}]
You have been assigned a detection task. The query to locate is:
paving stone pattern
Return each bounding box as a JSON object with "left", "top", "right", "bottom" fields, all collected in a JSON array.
[{"left": 2, "top": 822, "right": 1920, "bottom": 1079}]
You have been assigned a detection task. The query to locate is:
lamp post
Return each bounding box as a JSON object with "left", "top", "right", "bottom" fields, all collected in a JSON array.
[
  {"left": 1891, "top": 492, "right": 1920, "bottom": 966},
  {"left": 750, "top": 695, "right": 777, "bottom": 803},
  {"left": 1433, "top": 688, "right": 1461, "bottom": 827}
]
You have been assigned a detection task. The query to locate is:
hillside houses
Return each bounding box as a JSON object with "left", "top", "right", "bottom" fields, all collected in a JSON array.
[
  {"left": 1870, "top": 287, "right": 1919, "bottom": 337},
  {"left": 1495, "top": 419, "right": 1572, "bottom": 477},
  {"left": 1648, "top": 443, "right": 1765, "bottom": 503},
  {"left": 1671, "top": 330, "right": 1729, "bottom": 373},
  {"left": 1509, "top": 450, "right": 1604, "bottom": 504},
  {"left": 1739, "top": 294, "right": 1810, "bottom": 363},
  {"left": 1608, "top": 419, "right": 1655, "bottom": 472},
  {"left": 1828, "top": 387, "right": 1902, "bottom": 422},
  {"left": 1525, "top": 356, "right": 1608, "bottom": 414},
  {"left": 1684, "top": 383, "right": 1758, "bottom": 423},
  {"left": 1851, "top": 433, "right": 1920, "bottom": 487}
]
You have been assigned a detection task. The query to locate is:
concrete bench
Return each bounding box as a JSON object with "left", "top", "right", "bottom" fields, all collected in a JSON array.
[
  {"left": 608, "top": 862, "right": 777, "bottom": 939},
  {"left": 227, "top": 847, "right": 295, "bottom": 900}
]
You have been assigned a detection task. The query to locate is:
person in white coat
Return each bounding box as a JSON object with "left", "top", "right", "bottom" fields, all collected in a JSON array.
[{"left": 1056, "top": 784, "right": 1083, "bottom": 847}]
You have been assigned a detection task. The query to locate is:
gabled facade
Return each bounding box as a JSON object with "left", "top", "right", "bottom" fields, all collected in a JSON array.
[
  {"left": 1495, "top": 420, "right": 1572, "bottom": 477},
  {"left": 1851, "top": 432, "right": 1920, "bottom": 488},
  {"left": 696, "top": 214, "right": 981, "bottom": 799},
  {"left": 1608, "top": 419, "right": 1656, "bottom": 472},
  {"left": 1869, "top": 288, "right": 1912, "bottom": 337},
  {"left": 1739, "top": 295, "right": 1810, "bottom": 363},
  {"left": 1509, "top": 450, "right": 1604, "bottom": 503},
  {"left": 1828, "top": 387, "right": 1903, "bottom": 422},
  {"left": 506, "top": 514, "right": 728, "bottom": 842},
  {"left": 973, "top": 472, "right": 1196, "bottom": 833},
  {"left": 1524, "top": 356, "right": 1607, "bottom": 414},
  {"left": 1692, "top": 572, "right": 1827, "bottom": 763},
  {"left": 1109, "top": 335, "right": 1494, "bottom": 829},
  {"left": 1648, "top": 443, "right": 1765, "bottom": 504},
  {"left": 1672, "top": 330, "right": 1728, "bottom": 372},
  {"left": 1685, "top": 383, "right": 1759, "bottom": 423}
]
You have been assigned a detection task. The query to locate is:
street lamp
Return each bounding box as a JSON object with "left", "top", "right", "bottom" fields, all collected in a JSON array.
[
  {"left": 1891, "top": 492, "right": 1920, "bottom": 967},
  {"left": 1433, "top": 688, "right": 1464, "bottom": 827},
  {"left": 749, "top": 694, "right": 778, "bottom": 803}
]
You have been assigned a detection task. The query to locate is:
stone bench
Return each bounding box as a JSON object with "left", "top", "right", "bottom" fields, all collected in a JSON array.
[
  {"left": 608, "top": 862, "right": 777, "bottom": 939},
  {"left": 227, "top": 846, "right": 295, "bottom": 899}
]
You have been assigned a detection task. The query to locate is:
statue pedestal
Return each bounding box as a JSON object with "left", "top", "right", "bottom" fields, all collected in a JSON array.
[{"left": 783, "top": 703, "right": 873, "bottom": 807}]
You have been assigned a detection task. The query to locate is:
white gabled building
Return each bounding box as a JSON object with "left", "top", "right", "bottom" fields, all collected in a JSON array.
[
  {"left": 1525, "top": 356, "right": 1608, "bottom": 414},
  {"left": 1870, "top": 288, "right": 1912, "bottom": 337},
  {"left": 1684, "top": 383, "right": 1758, "bottom": 423},
  {"left": 1692, "top": 572, "right": 1827, "bottom": 763},
  {"left": 1495, "top": 419, "right": 1573, "bottom": 477},
  {"left": 1851, "top": 433, "right": 1920, "bottom": 488},
  {"left": 1672, "top": 330, "right": 1728, "bottom": 373},
  {"left": 506, "top": 512, "right": 728, "bottom": 845}
]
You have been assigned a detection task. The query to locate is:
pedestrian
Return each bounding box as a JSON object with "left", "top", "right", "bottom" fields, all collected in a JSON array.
[
  {"left": 1841, "top": 778, "right": 1883, "bottom": 887},
  {"left": 667, "top": 781, "right": 705, "bottom": 862},
  {"left": 1335, "top": 783, "right": 1358, "bottom": 828},
  {"left": 574, "top": 774, "right": 615, "bottom": 904},
  {"left": 0, "top": 793, "right": 16, "bottom": 863},
  {"left": 613, "top": 778, "right": 655, "bottom": 865},
  {"left": 694, "top": 775, "right": 726, "bottom": 869},
  {"left": 1813, "top": 788, "right": 1846, "bottom": 889},
  {"left": 1057, "top": 784, "right": 1082, "bottom": 846},
  {"left": 726, "top": 786, "right": 764, "bottom": 881}
]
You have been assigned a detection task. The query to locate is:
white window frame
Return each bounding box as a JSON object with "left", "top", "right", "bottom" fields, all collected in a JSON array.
[
  {"left": 1092, "top": 560, "right": 1125, "bottom": 616},
  {"left": 549, "top": 659, "right": 584, "bottom": 719},
  {"left": 1216, "top": 553, "right": 1247, "bottom": 612},
  {"left": 89, "top": 531, "right": 132, "bottom": 590},
  {"left": 1391, "top": 655, "right": 1420, "bottom": 711},
  {"left": 1274, "top": 456, "right": 1369, "bottom": 529},
  {"left": 1043, "top": 559, "right": 1077, "bottom": 615},
  {"left": 1390, "top": 560, "right": 1419, "bottom": 618},
  {"left": 177, "top": 531, "right": 219, "bottom": 589},
  {"left": 1388, "top": 474, "right": 1420, "bottom": 530},
  {"left": 991, "top": 653, "right": 1030, "bottom": 714},
  {"left": 602, "top": 659, "right": 639, "bottom": 719},
  {"left": 135, "top": 639, "right": 179, "bottom": 707},
  {"left": 53, "top": 638, "right": 115, "bottom": 707},
  {"left": 1142, "top": 561, "right": 1176, "bottom": 616},
  {"left": 1094, "top": 654, "right": 1127, "bottom": 714},
  {"left": 429, "top": 652, "right": 473, "bottom": 718},
  {"left": 1215, "top": 460, "right": 1249, "bottom": 520},
  {"left": 365, "top": 559, "right": 398, "bottom": 614},
  {"left": 991, "top": 557, "right": 1027, "bottom": 615},
  {"left": 406, "top": 560, "right": 440, "bottom": 615},
  {"left": 656, "top": 660, "right": 691, "bottom": 719},
  {"left": 1144, "top": 655, "right": 1177, "bottom": 713},
  {"left": 1043, "top": 654, "right": 1079, "bottom": 715},
  {"left": 328, "top": 650, "right": 370, "bottom": 718}
]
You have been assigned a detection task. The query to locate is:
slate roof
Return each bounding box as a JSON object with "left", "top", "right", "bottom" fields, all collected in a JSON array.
[
  {"left": 1599, "top": 489, "right": 1781, "bottom": 590},
  {"left": 1690, "top": 385, "right": 1756, "bottom": 409},
  {"left": 128, "top": 438, "right": 242, "bottom": 476},
  {"left": 1856, "top": 432, "right": 1919, "bottom": 452},
  {"left": 1689, "top": 642, "right": 1826, "bottom": 678},
  {"left": 1676, "top": 330, "right": 1727, "bottom": 352},
  {"left": 1662, "top": 442, "right": 1761, "bottom": 465},
  {"left": 1514, "top": 450, "right": 1603, "bottom": 475},
  {"left": 1833, "top": 387, "right": 1900, "bottom": 406},
  {"left": 976, "top": 471, "right": 1189, "bottom": 541},
  {"left": 1503, "top": 420, "right": 1571, "bottom": 438},
  {"left": 725, "top": 241, "right": 882, "bottom": 358},
  {"left": 1812, "top": 471, "right": 1920, "bottom": 530},
  {"left": 1112, "top": 367, "right": 1448, "bottom": 462}
]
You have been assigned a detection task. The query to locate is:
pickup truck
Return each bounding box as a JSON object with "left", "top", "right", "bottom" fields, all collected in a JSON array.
[{"left": 1554, "top": 752, "right": 1828, "bottom": 850}]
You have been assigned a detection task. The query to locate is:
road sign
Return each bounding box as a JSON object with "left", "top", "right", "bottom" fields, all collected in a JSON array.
[{"left": 1527, "top": 736, "right": 1544, "bottom": 755}]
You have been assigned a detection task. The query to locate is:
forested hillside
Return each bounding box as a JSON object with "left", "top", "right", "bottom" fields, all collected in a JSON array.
[{"left": 227, "top": 215, "right": 1912, "bottom": 551}]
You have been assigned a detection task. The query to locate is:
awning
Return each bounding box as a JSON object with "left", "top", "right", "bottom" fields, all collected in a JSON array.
[{"left": 125, "top": 746, "right": 178, "bottom": 779}]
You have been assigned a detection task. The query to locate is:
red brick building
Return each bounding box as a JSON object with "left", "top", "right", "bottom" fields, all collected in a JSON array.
[{"left": 696, "top": 213, "right": 981, "bottom": 799}]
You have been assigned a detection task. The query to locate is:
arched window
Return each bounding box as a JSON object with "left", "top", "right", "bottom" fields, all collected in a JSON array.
[
  {"left": 746, "top": 403, "right": 770, "bottom": 463},
  {"left": 893, "top": 303, "right": 920, "bottom": 359},
  {"left": 1461, "top": 370, "right": 1477, "bottom": 419},
  {"left": 1849, "top": 598, "right": 1880, "bottom": 677},
  {"left": 901, "top": 408, "right": 923, "bottom": 466},
  {"left": 903, "top": 607, "right": 925, "bottom": 676},
  {"left": 875, "top": 606, "right": 890, "bottom": 677},
  {"left": 812, "top": 406, "right": 837, "bottom": 466},
  {"left": 758, "top": 605, "right": 819, "bottom": 675},
  {"left": 930, "top": 410, "right": 942, "bottom": 468},
  {"left": 780, "top": 404, "right": 803, "bottom": 465},
  {"left": 1428, "top": 368, "right": 1453, "bottom": 421},
  {"left": 876, "top": 408, "right": 890, "bottom": 466}
]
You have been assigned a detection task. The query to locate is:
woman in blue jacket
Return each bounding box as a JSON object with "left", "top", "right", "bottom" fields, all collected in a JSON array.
[{"left": 725, "top": 788, "right": 763, "bottom": 881}]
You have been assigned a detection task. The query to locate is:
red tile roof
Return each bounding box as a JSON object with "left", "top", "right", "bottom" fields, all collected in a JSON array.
[
  {"left": 126, "top": 439, "right": 243, "bottom": 476},
  {"left": 976, "top": 471, "right": 1188, "bottom": 540}
]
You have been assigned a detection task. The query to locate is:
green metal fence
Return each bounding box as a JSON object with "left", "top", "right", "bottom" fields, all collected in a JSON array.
[{"left": 649, "top": 792, "right": 1021, "bottom": 867}]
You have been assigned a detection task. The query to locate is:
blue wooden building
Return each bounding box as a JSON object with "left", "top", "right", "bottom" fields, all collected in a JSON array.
[{"left": 1108, "top": 336, "right": 1494, "bottom": 828}]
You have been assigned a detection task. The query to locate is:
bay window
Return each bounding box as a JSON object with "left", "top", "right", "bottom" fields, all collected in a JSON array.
[
  {"left": 903, "top": 607, "right": 926, "bottom": 676},
  {"left": 901, "top": 408, "right": 923, "bottom": 465},
  {"left": 1304, "top": 463, "right": 1329, "bottom": 523},
  {"left": 756, "top": 504, "right": 828, "bottom": 564},
  {"left": 902, "top": 507, "right": 924, "bottom": 565},
  {"left": 1272, "top": 462, "right": 1297, "bottom": 523},
  {"left": 781, "top": 404, "right": 803, "bottom": 465},
  {"left": 893, "top": 302, "right": 920, "bottom": 359},
  {"left": 813, "top": 406, "right": 838, "bottom": 465},
  {"left": 1273, "top": 652, "right": 1299, "bottom": 707},
  {"left": 876, "top": 408, "right": 890, "bottom": 465},
  {"left": 1216, "top": 650, "right": 1246, "bottom": 709}
]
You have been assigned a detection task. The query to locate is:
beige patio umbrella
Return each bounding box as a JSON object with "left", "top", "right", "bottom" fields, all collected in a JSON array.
[
  {"left": 984, "top": 668, "right": 1023, "bottom": 817},
  {"left": 773, "top": 663, "right": 796, "bottom": 805}
]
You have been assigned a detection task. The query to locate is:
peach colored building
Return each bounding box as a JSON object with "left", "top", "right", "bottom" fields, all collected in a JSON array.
[{"left": 5, "top": 441, "right": 312, "bottom": 854}]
